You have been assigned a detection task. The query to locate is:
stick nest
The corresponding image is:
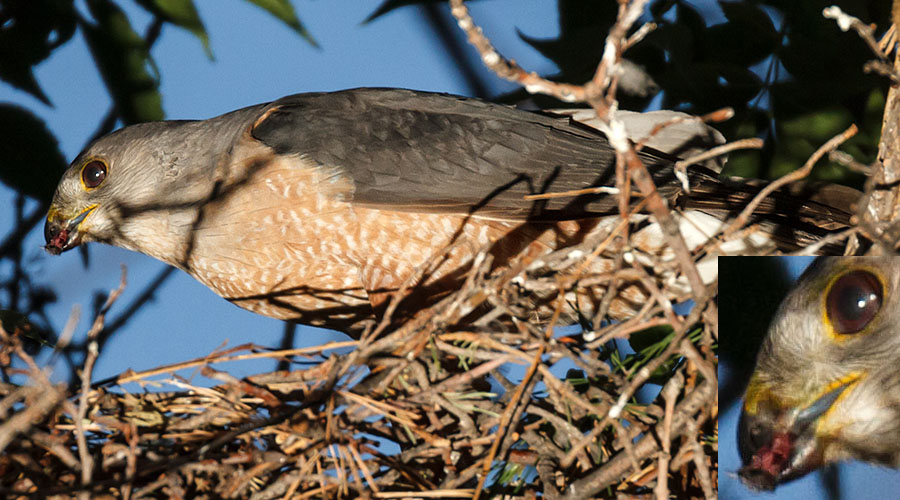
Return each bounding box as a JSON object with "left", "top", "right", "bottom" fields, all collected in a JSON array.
[{"left": 0, "top": 234, "right": 717, "bottom": 499}]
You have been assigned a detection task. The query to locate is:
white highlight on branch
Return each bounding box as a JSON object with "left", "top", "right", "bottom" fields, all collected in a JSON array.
[
  {"left": 822, "top": 5, "right": 855, "bottom": 32},
  {"left": 453, "top": 11, "right": 471, "bottom": 30},
  {"left": 622, "top": 0, "right": 650, "bottom": 28},
  {"left": 599, "top": 39, "right": 619, "bottom": 88},
  {"left": 606, "top": 118, "right": 631, "bottom": 154},
  {"left": 566, "top": 249, "right": 585, "bottom": 260},
  {"left": 609, "top": 393, "right": 628, "bottom": 419},
  {"left": 674, "top": 166, "right": 691, "bottom": 193}
]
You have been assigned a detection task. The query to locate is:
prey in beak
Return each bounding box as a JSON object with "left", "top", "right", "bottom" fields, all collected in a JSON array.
[
  {"left": 738, "top": 375, "right": 858, "bottom": 490},
  {"left": 44, "top": 206, "right": 95, "bottom": 255}
]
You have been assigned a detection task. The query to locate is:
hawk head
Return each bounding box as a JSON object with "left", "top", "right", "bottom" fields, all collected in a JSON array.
[
  {"left": 43, "top": 119, "right": 239, "bottom": 265},
  {"left": 739, "top": 257, "right": 900, "bottom": 490}
]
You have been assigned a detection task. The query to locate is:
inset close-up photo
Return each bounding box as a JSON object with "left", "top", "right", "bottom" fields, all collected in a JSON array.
[{"left": 721, "top": 257, "right": 900, "bottom": 499}]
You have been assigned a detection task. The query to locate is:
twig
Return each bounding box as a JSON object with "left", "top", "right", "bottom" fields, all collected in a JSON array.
[
  {"left": 104, "top": 340, "right": 356, "bottom": 386},
  {"left": 373, "top": 491, "right": 476, "bottom": 498},
  {"left": 674, "top": 138, "right": 764, "bottom": 191},
  {"left": 448, "top": 0, "right": 587, "bottom": 102},
  {"left": 471, "top": 292, "right": 564, "bottom": 500},
  {"left": 73, "top": 267, "right": 127, "bottom": 488},
  {"left": 829, "top": 149, "right": 873, "bottom": 175},
  {"left": 789, "top": 227, "right": 860, "bottom": 256},
  {"left": 823, "top": 6, "right": 893, "bottom": 63},
  {"left": 654, "top": 372, "right": 683, "bottom": 500},
  {"left": 562, "top": 377, "right": 715, "bottom": 500},
  {"left": 721, "top": 124, "right": 858, "bottom": 241}
]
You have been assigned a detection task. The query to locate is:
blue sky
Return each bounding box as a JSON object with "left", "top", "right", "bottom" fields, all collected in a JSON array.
[{"left": 1, "top": 0, "right": 561, "bottom": 381}]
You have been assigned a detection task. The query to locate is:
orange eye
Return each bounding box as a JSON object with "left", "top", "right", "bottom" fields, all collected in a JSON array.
[
  {"left": 82, "top": 160, "right": 107, "bottom": 189},
  {"left": 826, "top": 270, "right": 882, "bottom": 334}
]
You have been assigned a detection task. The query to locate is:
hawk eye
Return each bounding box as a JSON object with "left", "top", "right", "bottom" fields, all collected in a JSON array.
[
  {"left": 826, "top": 270, "right": 882, "bottom": 334},
  {"left": 81, "top": 160, "right": 107, "bottom": 189}
]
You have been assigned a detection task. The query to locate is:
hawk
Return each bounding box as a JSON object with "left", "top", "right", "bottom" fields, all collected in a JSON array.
[{"left": 43, "top": 88, "right": 856, "bottom": 334}]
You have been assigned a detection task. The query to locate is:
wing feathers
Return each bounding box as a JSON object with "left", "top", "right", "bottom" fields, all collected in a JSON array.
[{"left": 251, "top": 88, "right": 686, "bottom": 220}]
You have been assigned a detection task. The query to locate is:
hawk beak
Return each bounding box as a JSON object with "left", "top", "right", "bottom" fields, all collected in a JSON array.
[
  {"left": 737, "top": 376, "right": 858, "bottom": 491},
  {"left": 44, "top": 205, "right": 95, "bottom": 255}
]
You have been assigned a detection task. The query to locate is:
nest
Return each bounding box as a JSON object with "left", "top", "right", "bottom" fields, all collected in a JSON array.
[{"left": 0, "top": 228, "right": 717, "bottom": 499}]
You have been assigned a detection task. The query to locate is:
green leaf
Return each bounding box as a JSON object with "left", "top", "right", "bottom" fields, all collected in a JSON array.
[
  {"left": 781, "top": 108, "right": 853, "bottom": 143},
  {"left": 365, "top": 0, "right": 478, "bottom": 23},
  {"left": 649, "top": 0, "right": 677, "bottom": 19},
  {"left": 0, "top": 310, "right": 53, "bottom": 347},
  {"left": 706, "top": 2, "right": 777, "bottom": 67},
  {"left": 82, "top": 0, "right": 164, "bottom": 124},
  {"left": 365, "top": 0, "right": 424, "bottom": 23},
  {"left": 0, "top": 0, "right": 78, "bottom": 105},
  {"left": 244, "top": 0, "right": 317, "bottom": 46},
  {"left": 621, "top": 324, "right": 684, "bottom": 384},
  {"left": 519, "top": 1, "right": 617, "bottom": 80},
  {"left": 627, "top": 324, "right": 674, "bottom": 354},
  {"left": 0, "top": 104, "right": 67, "bottom": 202},
  {"left": 135, "top": 0, "right": 213, "bottom": 59},
  {"left": 564, "top": 368, "right": 588, "bottom": 393},
  {"left": 714, "top": 63, "right": 763, "bottom": 104},
  {"left": 773, "top": 108, "right": 865, "bottom": 184}
]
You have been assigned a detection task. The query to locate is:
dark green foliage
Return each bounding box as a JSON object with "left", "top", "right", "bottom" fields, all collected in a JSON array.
[
  {"left": 0, "top": 104, "right": 66, "bottom": 203},
  {"left": 245, "top": 0, "right": 316, "bottom": 46},
  {"left": 0, "top": 0, "right": 317, "bottom": 200},
  {"left": 365, "top": 0, "right": 480, "bottom": 23},
  {"left": 0, "top": 0, "right": 77, "bottom": 104},
  {"left": 82, "top": 0, "right": 164, "bottom": 124},
  {"left": 398, "top": 0, "right": 891, "bottom": 185},
  {"left": 646, "top": 0, "right": 888, "bottom": 183},
  {"left": 134, "top": 0, "right": 213, "bottom": 57}
]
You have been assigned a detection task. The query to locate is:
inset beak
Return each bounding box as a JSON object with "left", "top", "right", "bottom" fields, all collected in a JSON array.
[
  {"left": 738, "top": 379, "right": 855, "bottom": 490},
  {"left": 44, "top": 206, "right": 94, "bottom": 255}
]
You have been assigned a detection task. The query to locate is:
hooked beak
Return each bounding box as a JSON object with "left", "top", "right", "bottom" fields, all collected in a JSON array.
[
  {"left": 44, "top": 205, "right": 95, "bottom": 255},
  {"left": 738, "top": 376, "right": 858, "bottom": 491}
]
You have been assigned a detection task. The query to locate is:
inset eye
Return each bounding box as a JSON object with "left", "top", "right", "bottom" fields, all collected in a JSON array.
[
  {"left": 826, "top": 270, "right": 882, "bottom": 334},
  {"left": 81, "top": 160, "right": 107, "bottom": 189}
]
